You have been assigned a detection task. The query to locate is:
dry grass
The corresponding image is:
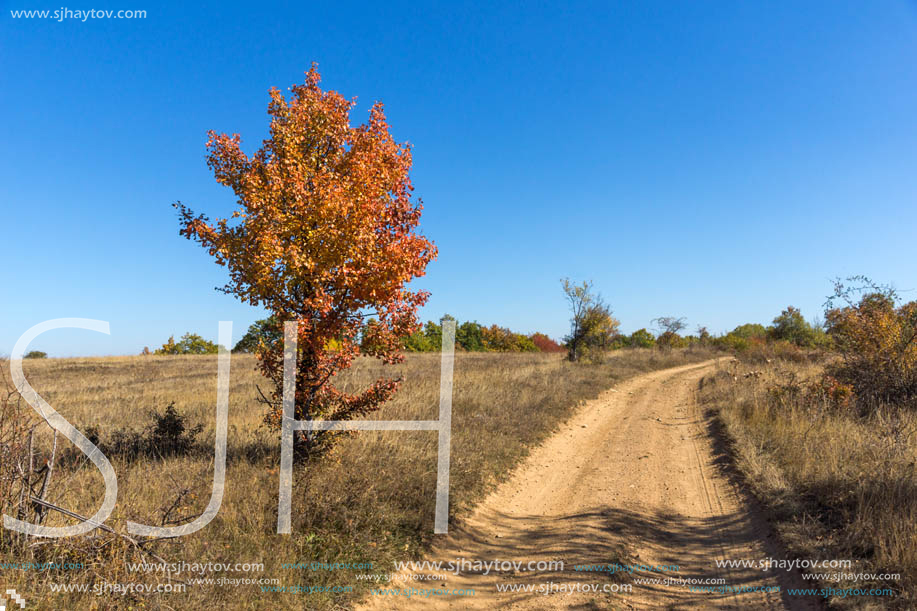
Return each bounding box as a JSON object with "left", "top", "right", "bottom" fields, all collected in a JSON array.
[
  {"left": 699, "top": 357, "right": 917, "bottom": 609},
  {"left": 1, "top": 347, "right": 715, "bottom": 609}
]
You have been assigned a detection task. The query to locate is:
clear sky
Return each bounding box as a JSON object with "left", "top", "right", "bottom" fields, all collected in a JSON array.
[{"left": 2, "top": 1, "right": 916, "bottom": 356}]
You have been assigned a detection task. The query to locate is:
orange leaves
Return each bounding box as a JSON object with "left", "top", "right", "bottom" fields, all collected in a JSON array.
[{"left": 175, "top": 65, "right": 436, "bottom": 444}]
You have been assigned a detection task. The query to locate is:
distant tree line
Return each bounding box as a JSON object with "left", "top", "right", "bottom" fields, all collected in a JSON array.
[
  {"left": 559, "top": 277, "right": 832, "bottom": 363},
  {"left": 149, "top": 305, "right": 828, "bottom": 359},
  {"left": 386, "top": 315, "right": 565, "bottom": 353},
  {"left": 605, "top": 307, "right": 829, "bottom": 353},
  {"left": 221, "top": 315, "right": 566, "bottom": 356},
  {"left": 147, "top": 300, "right": 832, "bottom": 361},
  {"left": 712, "top": 306, "right": 829, "bottom": 352}
]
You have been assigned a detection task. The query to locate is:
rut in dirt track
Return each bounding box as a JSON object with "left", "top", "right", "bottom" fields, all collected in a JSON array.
[{"left": 360, "top": 360, "right": 822, "bottom": 610}]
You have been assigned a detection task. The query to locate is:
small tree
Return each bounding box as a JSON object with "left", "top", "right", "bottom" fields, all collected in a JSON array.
[
  {"left": 561, "top": 278, "right": 619, "bottom": 362},
  {"left": 402, "top": 328, "right": 435, "bottom": 352},
  {"left": 423, "top": 320, "right": 444, "bottom": 352},
  {"left": 652, "top": 316, "right": 687, "bottom": 348},
  {"left": 768, "top": 306, "right": 819, "bottom": 347},
  {"left": 696, "top": 325, "right": 711, "bottom": 344},
  {"left": 456, "top": 321, "right": 485, "bottom": 351},
  {"left": 652, "top": 316, "right": 687, "bottom": 335},
  {"left": 176, "top": 65, "right": 436, "bottom": 448},
  {"left": 561, "top": 278, "right": 592, "bottom": 361},
  {"left": 156, "top": 336, "right": 178, "bottom": 355},
  {"left": 233, "top": 316, "right": 281, "bottom": 354},
  {"left": 23, "top": 350, "right": 47, "bottom": 359},
  {"left": 148, "top": 402, "right": 203, "bottom": 456}
]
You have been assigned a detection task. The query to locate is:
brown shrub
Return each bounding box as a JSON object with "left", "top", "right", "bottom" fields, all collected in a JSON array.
[
  {"left": 700, "top": 359, "right": 917, "bottom": 608},
  {"left": 827, "top": 291, "right": 917, "bottom": 411}
]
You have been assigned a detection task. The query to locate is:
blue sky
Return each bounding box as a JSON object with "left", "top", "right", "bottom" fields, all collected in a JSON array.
[{"left": 2, "top": 1, "right": 916, "bottom": 356}]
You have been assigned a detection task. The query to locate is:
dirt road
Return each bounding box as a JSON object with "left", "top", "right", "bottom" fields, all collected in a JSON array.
[{"left": 361, "top": 360, "right": 821, "bottom": 610}]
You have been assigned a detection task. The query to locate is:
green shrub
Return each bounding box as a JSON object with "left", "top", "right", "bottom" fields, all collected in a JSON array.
[
  {"left": 423, "top": 320, "right": 444, "bottom": 351},
  {"left": 233, "top": 316, "right": 281, "bottom": 354},
  {"left": 403, "top": 329, "right": 435, "bottom": 352},
  {"left": 731, "top": 323, "right": 767, "bottom": 339},
  {"left": 717, "top": 334, "right": 750, "bottom": 352},
  {"left": 150, "top": 402, "right": 203, "bottom": 456},
  {"left": 456, "top": 321, "right": 486, "bottom": 351},
  {"left": 70, "top": 403, "right": 202, "bottom": 461},
  {"left": 768, "top": 306, "right": 822, "bottom": 348},
  {"left": 629, "top": 328, "right": 656, "bottom": 349}
]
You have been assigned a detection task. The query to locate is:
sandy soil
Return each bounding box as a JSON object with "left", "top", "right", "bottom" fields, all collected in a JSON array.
[{"left": 359, "top": 360, "right": 822, "bottom": 610}]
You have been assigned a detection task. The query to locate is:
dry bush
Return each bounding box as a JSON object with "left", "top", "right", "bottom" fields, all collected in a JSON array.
[
  {"left": 0, "top": 360, "right": 213, "bottom": 609},
  {"left": 700, "top": 357, "right": 917, "bottom": 609},
  {"left": 731, "top": 336, "right": 820, "bottom": 365},
  {"left": 0, "top": 362, "right": 38, "bottom": 549}
]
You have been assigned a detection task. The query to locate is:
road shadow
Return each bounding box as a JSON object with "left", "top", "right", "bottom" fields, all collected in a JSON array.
[{"left": 435, "top": 502, "right": 822, "bottom": 609}]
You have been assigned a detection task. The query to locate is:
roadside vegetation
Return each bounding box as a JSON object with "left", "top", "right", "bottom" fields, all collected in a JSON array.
[{"left": 699, "top": 277, "right": 917, "bottom": 609}]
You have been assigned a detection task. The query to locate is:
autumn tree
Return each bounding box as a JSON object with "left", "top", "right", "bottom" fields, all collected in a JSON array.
[
  {"left": 481, "top": 324, "right": 537, "bottom": 352},
  {"left": 767, "top": 306, "right": 821, "bottom": 348},
  {"left": 825, "top": 276, "right": 917, "bottom": 409},
  {"left": 530, "top": 332, "right": 564, "bottom": 353},
  {"left": 175, "top": 65, "right": 437, "bottom": 449},
  {"left": 561, "top": 278, "right": 619, "bottom": 362}
]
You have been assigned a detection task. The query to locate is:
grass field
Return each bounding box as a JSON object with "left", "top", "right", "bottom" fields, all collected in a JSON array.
[
  {"left": 699, "top": 357, "right": 917, "bottom": 609},
  {"left": 1, "top": 347, "right": 716, "bottom": 609}
]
